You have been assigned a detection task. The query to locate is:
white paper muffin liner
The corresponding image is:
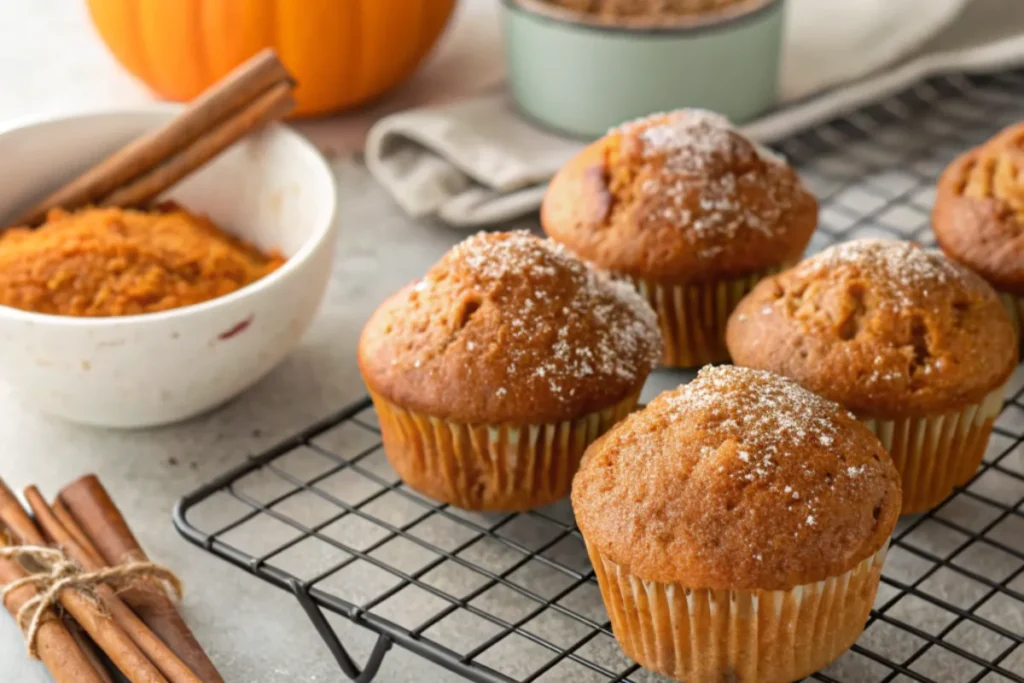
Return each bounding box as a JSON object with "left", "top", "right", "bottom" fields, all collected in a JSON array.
[
  {"left": 369, "top": 391, "right": 639, "bottom": 511},
  {"left": 861, "top": 385, "right": 1005, "bottom": 514},
  {"left": 586, "top": 541, "right": 889, "bottom": 683},
  {"left": 627, "top": 267, "right": 784, "bottom": 368}
]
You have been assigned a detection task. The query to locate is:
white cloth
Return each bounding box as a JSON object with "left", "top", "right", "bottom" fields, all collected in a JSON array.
[{"left": 366, "top": 0, "right": 1024, "bottom": 228}]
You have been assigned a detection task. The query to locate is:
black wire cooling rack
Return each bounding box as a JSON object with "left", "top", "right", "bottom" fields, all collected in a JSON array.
[{"left": 174, "top": 71, "right": 1024, "bottom": 683}]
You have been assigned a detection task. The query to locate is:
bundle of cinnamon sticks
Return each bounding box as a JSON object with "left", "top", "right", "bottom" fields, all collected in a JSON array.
[
  {"left": 10, "top": 47, "right": 296, "bottom": 228},
  {"left": 0, "top": 475, "right": 222, "bottom": 683}
]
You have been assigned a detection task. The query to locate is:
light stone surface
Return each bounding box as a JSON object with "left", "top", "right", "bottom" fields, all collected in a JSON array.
[
  {"left": 2, "top": 3, "right": 1023, "bottom": 683},
  {"left": 0, "top": 3, "right": 697, "bottom": 680}
]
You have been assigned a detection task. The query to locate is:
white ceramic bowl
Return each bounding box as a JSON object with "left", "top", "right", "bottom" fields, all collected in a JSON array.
[{"left": 0, "top": 108, "right": 338, "bottom": 428}]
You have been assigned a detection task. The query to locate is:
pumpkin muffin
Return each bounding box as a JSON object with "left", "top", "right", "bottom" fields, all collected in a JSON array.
[
  {"left": 358, "top": 231, "right": 662, "bottom": 511},
  {"left": 726, "top": 239, "right": 1017, "bottom": 513},
  {"left": 933, "top": 120, "right": 1024, "bottom": 342},
  {"left": 541, "top": 109, "right": 817, "bottom": 367},
  {"left": 573, "top": 365, "right": 901, "bottom": 683}
]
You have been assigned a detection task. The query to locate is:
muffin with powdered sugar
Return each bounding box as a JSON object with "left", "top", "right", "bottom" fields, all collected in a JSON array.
[
  {"left": 542, "top": 109, "right": 817, "bottom": 367},
  {"left": 573, "top": 365, "right": 900, "bottom": 682},
  {"left": 933, "top": 120, "right": 1024, "bottom": 343},
  {"left": 727, "top": 239, "right": 1017, "bottom": 513},
  {"left": 359, "top": 230, "right": 662, "bottom": 511}
]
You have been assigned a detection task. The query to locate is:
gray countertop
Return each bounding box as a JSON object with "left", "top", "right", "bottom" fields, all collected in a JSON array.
[
  {"left": 4, "top": 4, "right": 1024, "bottom": 683},
  {"left": 0, "top": 3, "right": 522, "bottom": 681},
  {"left": 0, "top": 137, "right": 693, "bottom": 679},
  {"left": 0, "top": 151, "right": 690, "bottom": 682}
]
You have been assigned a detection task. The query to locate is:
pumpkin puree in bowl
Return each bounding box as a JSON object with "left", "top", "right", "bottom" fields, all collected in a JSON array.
[{"left": 0, "top": 205, "right": 284, "bottom": 317}]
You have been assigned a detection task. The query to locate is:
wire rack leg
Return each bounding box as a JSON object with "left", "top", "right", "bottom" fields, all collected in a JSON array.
[{"left": 289, "top": 579, "right": 393, "bottom": 683}]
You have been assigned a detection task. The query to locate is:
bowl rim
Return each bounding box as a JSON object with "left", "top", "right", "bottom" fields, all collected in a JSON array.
[
  {"left": 501, "top": 0, "right": 784, "bottom": 35},
  {"left": 0, "top": 104, "right": 338, "bottom": 328}
]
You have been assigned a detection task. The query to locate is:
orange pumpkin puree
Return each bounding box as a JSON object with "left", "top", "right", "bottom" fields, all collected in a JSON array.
[{"left": 0, "top": 205, "right": 284, "bottom": 316}]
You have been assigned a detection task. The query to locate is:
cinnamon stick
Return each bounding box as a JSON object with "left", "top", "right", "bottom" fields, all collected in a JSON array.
[
  {"left": 62, "top": 616, "right": 117, "bottom": 683},
  {"left": 0, "top": 530, "right": 109, "bottom": 683},
  {"left": 11, "top": 48, "right": 293, "bottom": 226},
  {"left": 101, "top": 80, "right": 295, "bottom": 209},
  {"left": 58, "top": 476, "right": 224, "bottom": 683},
  {"left": 0, "top": 480, "right": 168, "bottom": 683},
  {"left": 24, "top": 487, "right": 203, "bottom": 683},
  {"left": 52, "top": 500, "right": 105, "bottom": 568}
]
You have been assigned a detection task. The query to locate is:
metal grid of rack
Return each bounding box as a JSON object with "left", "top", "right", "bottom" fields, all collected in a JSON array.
[{"left": 175, "top": 70, "right": 1024, "bottom": 683}]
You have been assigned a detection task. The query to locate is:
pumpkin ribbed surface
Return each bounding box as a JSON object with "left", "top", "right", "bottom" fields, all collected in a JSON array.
[{"left": 87, "top": 0, "right": 456, "bottom": 116}]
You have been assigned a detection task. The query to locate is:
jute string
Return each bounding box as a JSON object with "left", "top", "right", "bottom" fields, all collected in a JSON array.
[{"left": 0, "top": 546, "right": 183, "bottom": 658}]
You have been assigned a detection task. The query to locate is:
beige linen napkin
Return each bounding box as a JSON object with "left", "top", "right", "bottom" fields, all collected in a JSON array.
[{"left": 366, "top": 0, "right": 1024, "bottom": 228}]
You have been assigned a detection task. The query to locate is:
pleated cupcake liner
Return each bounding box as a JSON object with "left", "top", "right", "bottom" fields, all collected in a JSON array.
[
  {"left": 369, "top": 391, "right": 640, "bottom": 512},
  {"left": 1000, "top": 291, "right": 1023, "bottom": 346},
  {"left": 627, "top": 266, "right": 785, "bottom": 369},
  {"left": 862, "top": 384, "right": 1006, "bottom": 515},
  {"left": 586, "top": 541, "right": 889, "bottom": 683}
]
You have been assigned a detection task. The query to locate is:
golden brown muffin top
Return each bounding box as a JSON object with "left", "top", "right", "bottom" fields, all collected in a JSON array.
[
  {"left": 541, "top": 110, "right": 818, "bottom": 284},
  {"left": 933, "top": 122, "right": 1024, "bottom": 295},
  {"left": 572, "top": 365, "right": 901, "bottom": 590},
  {"left": 358, "top": 231, "right": 662, "bottom": 424},
  {"left": 726, "top": 240, "right": 1017, "bottom": 419}
]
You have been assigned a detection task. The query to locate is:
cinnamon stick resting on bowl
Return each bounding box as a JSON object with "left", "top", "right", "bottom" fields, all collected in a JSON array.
[{"left": 9, "top": 47, "right": 296, "bottom": 228}]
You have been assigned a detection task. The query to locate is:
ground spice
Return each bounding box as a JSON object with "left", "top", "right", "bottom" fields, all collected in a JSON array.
[{"left": 0, "top": 204, "right": 284, "bottom": 317}]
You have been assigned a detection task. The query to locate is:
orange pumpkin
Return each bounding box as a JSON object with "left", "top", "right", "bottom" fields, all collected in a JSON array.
[{"left": 86, "top": 0, "right": 458, "bottom": 117}]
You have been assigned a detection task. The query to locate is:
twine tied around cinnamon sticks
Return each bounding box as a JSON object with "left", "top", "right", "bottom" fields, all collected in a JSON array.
[{"left": 0, "top": 545, "right": 182, "bottom": 659}]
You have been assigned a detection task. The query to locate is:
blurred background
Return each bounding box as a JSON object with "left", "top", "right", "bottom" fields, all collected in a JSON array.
[
  {"left": 5, "top": 1, "right": 1020, "bottom": 155},
  {"left": 0, "top": 3, "right": 1023, "bottom": 682},
  {"left": 6, "top": 0, "right": 1019, "bottom": 230}
]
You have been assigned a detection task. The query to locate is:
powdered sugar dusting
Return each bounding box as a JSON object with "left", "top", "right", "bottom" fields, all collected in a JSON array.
[
  {"left": 665, "top": 366, "right": 852, "bottom": 454},
  {"left": 614, "top": 110, "right": 798, "bottom": 258},
  {"left": 422, "top": 231, "right": 662, "bottom": 401},
  {"left": 805, "top": 239, "right": 967, "bottom": 310},
  {"left": 449, "top": 231, "right": 564, "bottom": 283},
  {"left": 631, "top": 110, "right": 736, "bottom": 172},
  {"left": 663, "top": 366, "right": 858, "bottom": 525}
]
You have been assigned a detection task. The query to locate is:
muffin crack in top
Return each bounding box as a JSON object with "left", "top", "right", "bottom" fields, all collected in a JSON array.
[
  {"left": 727, "top": 239, "right": 1018, "bottom": 417},
  {"left": 663, "top": 365, "right": 853, "bottom": 472},
  {"left": 801, "top": 240, "right": 957, "bottom": 309},
  {"left": 960, "top": 127, "right": 1024, "bottom": 226},
  {"left": 615, "top": 111, "right": 788, "bottom": 255},
  {"left": 358, "top": 231, "right": 662, "bottom": 424},
  {"left": 541, "top": 109, "right": 818, "bottom": 281},
  {"left": 572, "top": 365, "right": 900, "bottom": 590},
  {"left": 934, "top": 123, "right": 1024, "bottom": 294}
]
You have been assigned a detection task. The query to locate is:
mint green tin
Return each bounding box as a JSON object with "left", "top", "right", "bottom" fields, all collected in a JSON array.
[{"left": 501, "top": 0, "right": 785, "bottom": 139}]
